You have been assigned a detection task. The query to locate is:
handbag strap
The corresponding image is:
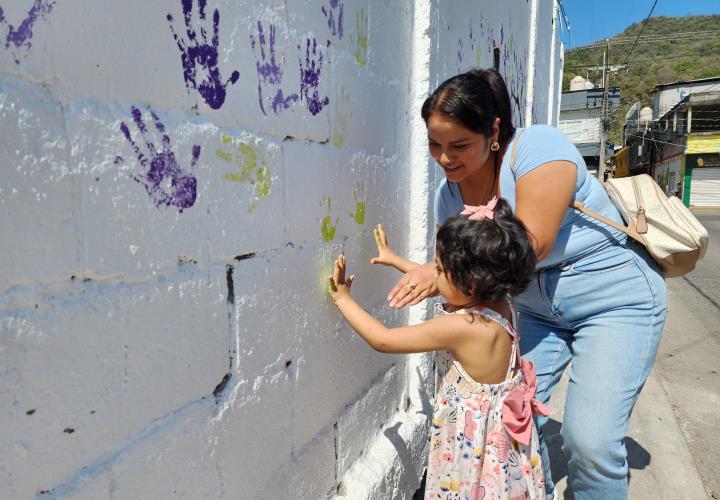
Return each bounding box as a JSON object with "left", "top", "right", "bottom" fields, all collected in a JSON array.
[{"left": 571, "top": 200, "right": 645, "bottom": 245}]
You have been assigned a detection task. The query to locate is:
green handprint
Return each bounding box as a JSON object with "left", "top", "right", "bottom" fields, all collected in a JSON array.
[
  {"left": 216, "top": 133, "right": 270, "bottom": 214},
  {"left": 349, "top": 184, "right": 366, "bottom": 225},
  {"left": 331, "top": 87, "right": 350, "bottom": 148},
  {"left": 321, "top": 196, "right": 339, "bottom": 241},
  {"left": 350, "top": 9, "right": 368, "bottom": 69}
]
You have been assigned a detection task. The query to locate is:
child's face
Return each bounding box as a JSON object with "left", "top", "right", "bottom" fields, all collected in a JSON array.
[{"left": 434, "top": 256, "right": 474, "bottom": 307}]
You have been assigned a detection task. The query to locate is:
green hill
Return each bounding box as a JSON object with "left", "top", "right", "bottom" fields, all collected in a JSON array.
[{"left": 562, "top": 15, "right": 720, "bottom": 144}]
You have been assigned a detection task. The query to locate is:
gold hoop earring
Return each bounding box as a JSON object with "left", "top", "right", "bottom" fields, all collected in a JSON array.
[{"left": 490, "top": 140, "right": 500, "bottom": 152}]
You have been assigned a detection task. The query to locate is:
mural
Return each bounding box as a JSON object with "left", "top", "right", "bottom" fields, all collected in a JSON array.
[
  {"left": 321, "top": 0, "right": 344, "bottom": 39},
  {"left": 167, "top": 0, "right": 240, "bottom": 109},
  {"left": 251, "top": 21, "right": 298, "bottom": 115},
  {"left": 119, "top": 106, "right": 200, "bottom": 211},
  {"left": 216, "top": 133, "right": 271, "bottom": 214},
  {"left": 350, "top": 8, "right": 368, "bottom": 69},
  {"left": 454, "top": 17, "right": 528, "bottom": 125},
  {"left": 299, "top": 37, "right": 330, "bottom": 116},
  {"left": 349, "top": 184, "right": 366, "bottom": 225},
  {"left": 330, "top": 86, "right": 350, "bottom": 148},
  {"left": 0, "top": 1, "right": 561, "bottom": 497},
  {"left": 320, "top": 196, "right": 339, "bottom": 241},
  {"left": 0, "top": 0, "right": 55, "bottom": 64}
]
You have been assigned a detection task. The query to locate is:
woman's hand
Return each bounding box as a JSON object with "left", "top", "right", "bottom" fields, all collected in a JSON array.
[
  {"left": 328, "top": 255, "right": 356, "bottom": 305},
  {"left": 387, "top": 262, "right": 439, "bottom": 308},
  {"left": 370, "top": 224, "right": 399, "bottom": 267}
]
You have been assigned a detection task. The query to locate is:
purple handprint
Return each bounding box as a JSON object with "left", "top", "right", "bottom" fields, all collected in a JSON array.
[
  {"left": 251, "top": 21, "right": 298, "bottom": 116},
  {"left": 119, "top": 106, "right": 199, "bottom": 211},
  {"left": 299, "top": 38, "right": 330, "bottom": 116},
  {"left": 321, "top": 0, "right": 343, "bottom": 39},
  {"left": 167, "top": 0, "right": 239, "bottom": 110},
  {"left": 0, "top": 0, "right": 55, "bottom": 64}
]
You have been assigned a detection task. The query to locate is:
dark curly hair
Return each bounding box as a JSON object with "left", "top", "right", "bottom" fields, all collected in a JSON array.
[{"left": 436, "top": 198, "right": 536, "bottom": 303}]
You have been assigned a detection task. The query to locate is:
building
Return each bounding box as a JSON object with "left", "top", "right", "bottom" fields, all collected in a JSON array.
[
  {"left": 559, "top": 78, "right": 621, "bottom": 174},
  {"left": 622, "top": 76, "right": 720, "bottom": 208}
]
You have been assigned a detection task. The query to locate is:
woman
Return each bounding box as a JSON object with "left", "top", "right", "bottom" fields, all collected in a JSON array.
[{"left": 384, "top": 69, "right": 668, "bottom": 499}]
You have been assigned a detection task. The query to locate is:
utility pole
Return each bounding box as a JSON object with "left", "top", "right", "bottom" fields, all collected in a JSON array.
[{"left": 598, "top": 38, "right": 610, "bottom": 181}]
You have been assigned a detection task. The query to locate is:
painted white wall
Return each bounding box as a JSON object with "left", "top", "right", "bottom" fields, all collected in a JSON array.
[{"left": 0, "top": 1, "right": 561, "bottom": 498}]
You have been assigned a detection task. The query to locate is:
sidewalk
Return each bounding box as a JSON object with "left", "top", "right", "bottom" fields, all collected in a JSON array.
[{"left": 547, "top": 369, "right": 708, "bottom": 499}]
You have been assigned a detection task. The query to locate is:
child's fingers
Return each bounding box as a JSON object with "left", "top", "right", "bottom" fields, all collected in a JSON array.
[
  {"left": 328, "top": 275, "right": 337, "bottom": 292},
  {"left": 378, "top": 224, "right": 388, "bottom": 245},
  {"left": 373, "top": 227, "right": 382, "bottom": 249},
  {"left": 333, "top": 257, "right": 344, "bottom": 284},
  {"left": 346, "top": 274, "right": 356, "bottom": 288}
]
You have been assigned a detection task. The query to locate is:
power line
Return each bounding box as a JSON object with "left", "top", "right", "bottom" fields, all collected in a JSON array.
[
  {"left": 625, "top": 132, "right": 688, "bottom": 148},
  {"left": 564, "top": 50, "right": 719, "bottom": 70}
]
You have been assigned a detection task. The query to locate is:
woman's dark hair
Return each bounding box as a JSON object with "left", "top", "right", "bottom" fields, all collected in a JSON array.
[
  {"left": 421, "top": 68, "right": 516, "bottom": 149},
  {"left": 436, "top": 198, "right": 536, "bottom": 303}
]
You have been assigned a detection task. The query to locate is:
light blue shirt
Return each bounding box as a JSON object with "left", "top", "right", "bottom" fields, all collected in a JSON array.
[{"left": 434, "top": 125, "right": 626, "bottom": 268}]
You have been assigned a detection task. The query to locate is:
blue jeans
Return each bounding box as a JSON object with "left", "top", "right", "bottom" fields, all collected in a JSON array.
[{"left": 518, "top": 240, "right": 667, "bottom": 500}]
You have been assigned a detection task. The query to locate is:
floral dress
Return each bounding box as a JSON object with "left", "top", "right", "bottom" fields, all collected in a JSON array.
[{"left": 425, "top": 302, "right": 548, "bottom": 500}]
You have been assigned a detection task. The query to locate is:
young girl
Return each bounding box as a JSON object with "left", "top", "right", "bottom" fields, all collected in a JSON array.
[{"left": 329, "top": 197, "right": 549, "bottom": 499}]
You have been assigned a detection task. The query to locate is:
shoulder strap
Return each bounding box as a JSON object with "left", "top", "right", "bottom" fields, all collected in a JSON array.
[{"left": 571, "top": 200, "right": 645, "bottom": 245}]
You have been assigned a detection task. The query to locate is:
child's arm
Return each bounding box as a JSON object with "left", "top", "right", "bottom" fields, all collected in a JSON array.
[
  {"left": 369, "top": 224, "right": 419, "bottom": 273},
  {"left": 329, "top": 256, "right": 461, "bottom": 354}
]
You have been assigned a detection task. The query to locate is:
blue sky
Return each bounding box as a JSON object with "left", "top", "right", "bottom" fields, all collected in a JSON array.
[{"left": 561, "top": 0, "right": 720, "bottom": 49}]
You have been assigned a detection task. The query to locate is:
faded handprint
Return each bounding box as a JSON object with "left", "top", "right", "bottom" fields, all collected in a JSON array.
[
  {"left": 299, "top": 37, "right": 329, "bottom": 116},
  {"left": 457, "top": 38, "right": 464, "bottom": 72},
  {"left": 348, "top": 184, "right": 365, "bottom": 225},
  {"left": 330, "top": 86, "right": 349, "bottom": 148},
  {"left": 167, "top": 0, "right": 239, "bottom": 110},
  {"left": 321, "top": 0, "right": 344, "bottom": 39},
  {"left": 0, "top": 0, "right": 55, "bottom": 64},
  {"left": 251, "top": 21, "right": 298, "bottom": 115},
  {"left": 350, "top": 9, "right": 368, "bottom": 69},
  {"left": 119, "top": 106, "right": 199, "bottom": 211},
  {"left": 216, "top": 133, "right": 270, "bottom": 214},
  {"left": 321, "top": 197, "right": 339, "bottom": 241}
]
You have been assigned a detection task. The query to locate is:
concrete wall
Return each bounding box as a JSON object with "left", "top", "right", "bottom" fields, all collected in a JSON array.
[{"left": 0, "top": 1, "right": 562, "bottom": 498}]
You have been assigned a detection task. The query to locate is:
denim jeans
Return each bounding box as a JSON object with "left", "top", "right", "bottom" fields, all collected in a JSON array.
[{"left": 518, "top": 239, "right": 668, "bottom": 500}]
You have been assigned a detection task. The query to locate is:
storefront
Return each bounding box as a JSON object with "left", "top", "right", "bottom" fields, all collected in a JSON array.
[{"left": 686, "top": 134, "right": 720, "bottom": 208}]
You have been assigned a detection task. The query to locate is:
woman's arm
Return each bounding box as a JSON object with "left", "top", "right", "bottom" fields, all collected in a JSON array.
[{"left": 514, "top": 160, "right": 577, "bottom": 261}]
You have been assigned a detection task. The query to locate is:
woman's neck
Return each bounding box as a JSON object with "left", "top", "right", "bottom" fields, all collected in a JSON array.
[{"left": 457, "top": 155, "right": 499, "bottom": 206}]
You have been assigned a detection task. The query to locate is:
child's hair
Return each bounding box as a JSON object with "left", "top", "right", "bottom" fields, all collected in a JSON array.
[{"left": 436, "top": 198, "right": 536, "bottom": 302}]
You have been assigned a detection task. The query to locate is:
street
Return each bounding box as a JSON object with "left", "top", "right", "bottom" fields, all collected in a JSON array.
[
  {"left": 549, "top": 211, "right": 719, "bottom": 499},
  {"left": 655, "top": 211, "right": 720, "bottom": 499}
]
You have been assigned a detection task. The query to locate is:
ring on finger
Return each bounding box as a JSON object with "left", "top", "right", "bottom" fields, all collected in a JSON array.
[{"left": 407, "top": 280, "right": 417, "bottom": 291}]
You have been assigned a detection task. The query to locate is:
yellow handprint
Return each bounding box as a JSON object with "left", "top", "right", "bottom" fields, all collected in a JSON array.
[
  {"left": 216, "top": 133, "right": 270, "bottom": 213},
  {"left": 350, "top": 9, "right": 368, "bottom": 69},
  {"left": 321, "top": 196, "right": 339, "bottom": 241},
  {"left": 348, "top": 184, "right": 366, "bottom": 225}
]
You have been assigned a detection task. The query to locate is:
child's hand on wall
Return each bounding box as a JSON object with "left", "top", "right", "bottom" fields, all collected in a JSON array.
[
  {"left": 370, "top": 224, "right": 399, "bottom": 267},
  {"left": 328, "top": 255, "right": 355, "bottom": 305}
]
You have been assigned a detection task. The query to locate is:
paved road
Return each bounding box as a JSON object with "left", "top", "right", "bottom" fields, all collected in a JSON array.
[
  {"left": 654, "top": 211, "right": 720, "bottom": 499},
  {"left": 548, "top": 211, "right": 719, "bottom": 499}
]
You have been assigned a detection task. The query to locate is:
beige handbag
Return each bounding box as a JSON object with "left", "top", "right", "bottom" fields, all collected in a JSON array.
[
  {"left": 509, "top": 130, "right": 709, "bottom": 278},
  {"left": 572, "top": 174, "right": 708, "bottom": 278}
]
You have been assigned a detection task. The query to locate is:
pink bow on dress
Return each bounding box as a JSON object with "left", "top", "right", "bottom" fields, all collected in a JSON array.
[
  {"left": 502, "top": 358, "right": 551, "bottom": 446},
  {"left": 460, "top": 196, "right": 498, "bottom": 221}
]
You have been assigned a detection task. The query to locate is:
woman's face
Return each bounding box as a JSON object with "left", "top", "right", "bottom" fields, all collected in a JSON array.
[{"left": 426, "top": 113, "right": 496, "bottom": 184}]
